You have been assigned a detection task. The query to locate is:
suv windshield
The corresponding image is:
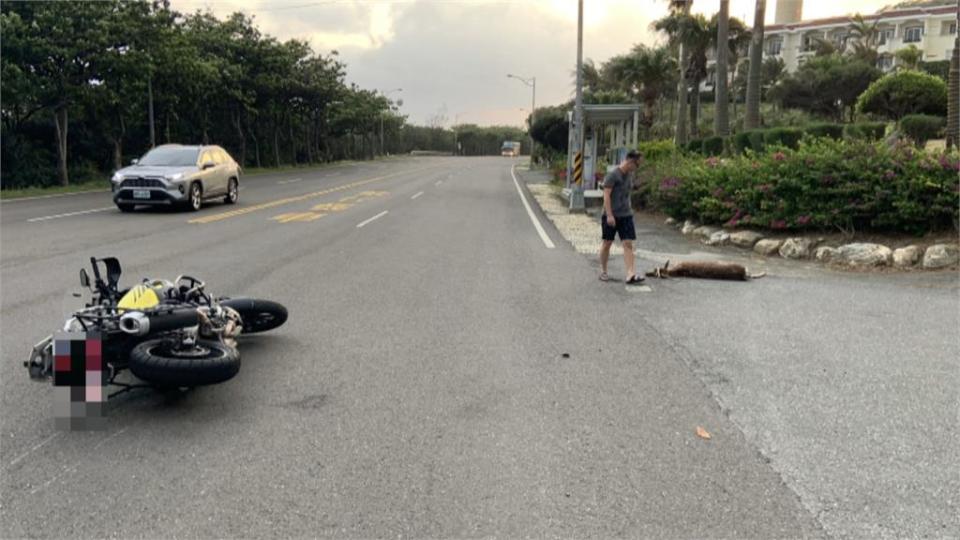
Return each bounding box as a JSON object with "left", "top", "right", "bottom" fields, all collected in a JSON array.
[{"left": 138, "top": 147, "right": 200, "bottom": 167}]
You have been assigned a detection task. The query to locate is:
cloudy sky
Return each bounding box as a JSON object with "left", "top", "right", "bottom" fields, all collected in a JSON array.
[{"left": 169, "top": 0, "right": 893, "bottom": 127}]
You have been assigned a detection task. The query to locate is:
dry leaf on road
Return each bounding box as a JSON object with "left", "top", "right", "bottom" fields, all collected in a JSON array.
[{"left": 696, "top": 426, "right": 712, "bottom": 440}]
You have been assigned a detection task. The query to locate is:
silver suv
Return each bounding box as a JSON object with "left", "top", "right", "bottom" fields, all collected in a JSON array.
[{"left": 111, "top": 144, "right": 241, "bottom": 212}]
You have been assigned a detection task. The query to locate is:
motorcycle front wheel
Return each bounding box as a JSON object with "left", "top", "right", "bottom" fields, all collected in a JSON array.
[
  {"left": 220, "top": 298, "right": 288, "bottom": 334},
  {"left": 129, "top": 339, "right": 240, "bottom": 387}
]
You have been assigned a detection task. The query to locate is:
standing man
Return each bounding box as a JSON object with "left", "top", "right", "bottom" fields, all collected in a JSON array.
[{"left": 599, "top": 151, "right": 644, "bottom": 285}]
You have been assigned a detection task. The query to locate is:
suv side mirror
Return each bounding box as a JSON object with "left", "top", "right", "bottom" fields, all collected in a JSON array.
[
  {"left": 79, "top": 269, "right": 90, "bottom": 288},
  {"left": 202, "top": 162, "right": 216, "bottom": 170}
]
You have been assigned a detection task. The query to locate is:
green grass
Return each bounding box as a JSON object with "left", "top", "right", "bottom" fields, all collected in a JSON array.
[{"left": 0, "top": 180, "right": 112, "bottom": 200}]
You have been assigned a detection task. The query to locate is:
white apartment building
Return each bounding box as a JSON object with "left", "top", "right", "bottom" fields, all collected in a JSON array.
[
  {"left": 702, "top": 0, "right": 957, "bottom": 89},
  {"left": 764, "top": 0, "right": 958, "bottom": 72}
]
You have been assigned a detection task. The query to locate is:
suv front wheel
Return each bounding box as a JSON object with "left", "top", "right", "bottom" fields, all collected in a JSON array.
[
  {"left": 224, "top": 178, "right": 239, "bottom": 205},
  {"left": 186, "top": 182, "right": 203, "bottom": 212}
]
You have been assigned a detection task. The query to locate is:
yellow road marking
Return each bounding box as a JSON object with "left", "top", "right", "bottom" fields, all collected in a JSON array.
[
  {"left": 274, "top": 212, "right": 326, "bottom": 223},
  {"left": 189, "top": 168, "right": 426, "bottom": 224},
  {"left": 311, "top": 202, "right": 353, "bottom": 212},
  {"left": 273, "top": 188, "right": 392, "bottom": 224}
]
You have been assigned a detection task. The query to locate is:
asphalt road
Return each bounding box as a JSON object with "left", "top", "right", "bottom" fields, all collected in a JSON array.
[{"left": 0, "top": 157, "right": 956, "bottom": 538}]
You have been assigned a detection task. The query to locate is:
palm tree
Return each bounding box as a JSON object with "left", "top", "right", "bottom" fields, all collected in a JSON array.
[
  {"left": 948, "top": 18, "right": 959, "bottom": 149},
  {"left": 811, "top": 36, "right": 838, "bottom": 57},
  {"left": 571, "top": 59, "right": 605, "bottom": 95},
  {"left": 744, "top": 0, "right": 766, "bottom": 130},
  {"left": 633, "top": 45, "right": 678, "bottom": 136},
  {"left": 895, "top": 45, "right": 923, "bottom": 70},
  {"left": 715, "top": 0, "right": 730, "bottom": 137},
  {"left": 848, "top": 14, "right": 881, "bottom": 66},
  {"left": 663, "top": 0, "right": 693, "bottom": 145}
]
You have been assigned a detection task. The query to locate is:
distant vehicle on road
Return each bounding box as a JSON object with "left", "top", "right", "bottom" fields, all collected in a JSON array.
[
  {"left": 111, "top": 144, "right": 241, "bottom": 212},
  {"left": 501, "top": 141, "right": 522, "bottom": 157}
]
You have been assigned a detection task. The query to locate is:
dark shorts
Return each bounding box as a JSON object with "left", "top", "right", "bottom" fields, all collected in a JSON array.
[{"left": 601, "top": 214, "right": 636, "bottom": 241}]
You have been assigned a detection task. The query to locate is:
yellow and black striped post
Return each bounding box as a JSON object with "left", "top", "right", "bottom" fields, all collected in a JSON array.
[{"left": 572, "top": 151, "right": 584, "bottom": 186}]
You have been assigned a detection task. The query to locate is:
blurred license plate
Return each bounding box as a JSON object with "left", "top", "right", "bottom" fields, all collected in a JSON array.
[{"left": 133, "top": 190, "right": 150, "bottom": 199}]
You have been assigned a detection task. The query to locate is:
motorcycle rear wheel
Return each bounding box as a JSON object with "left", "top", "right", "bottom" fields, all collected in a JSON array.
[{"left": 129, "top": 339, "right": 240, "bottom": 387}]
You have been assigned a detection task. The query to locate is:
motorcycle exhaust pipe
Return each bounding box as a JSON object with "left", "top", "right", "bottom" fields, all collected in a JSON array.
[{"left": 119, "top": 308, "right": 199, "bottom": 336}]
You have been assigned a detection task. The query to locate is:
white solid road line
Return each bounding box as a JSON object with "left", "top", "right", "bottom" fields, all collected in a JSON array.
[
  {"left": 278, "top": 178, "right": 303, "bottom": 185},
  {"left": 27, "top": 207, "right": 116, "bottom": 223},
  {"left": 411, "top": 191, "right": 424, "bottom": 200},
  {"left": 356, "top": 210, "right": 389, "bottom": 228},
  {"left": 509, "top": 165, "right": 555, "bottom": 249}
]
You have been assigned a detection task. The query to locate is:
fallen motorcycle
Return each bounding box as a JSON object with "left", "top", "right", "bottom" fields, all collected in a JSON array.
[{"left": 25, "top": 257, "right": 287, "bottom": 397}]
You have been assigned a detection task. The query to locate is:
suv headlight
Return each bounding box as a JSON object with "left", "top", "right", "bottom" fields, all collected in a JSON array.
[
  {"left": 165, "top": 173, "right": 184, "bottom": 182},
  {"left": 111, "top": 172, "right": 122, "bottom": 182}
]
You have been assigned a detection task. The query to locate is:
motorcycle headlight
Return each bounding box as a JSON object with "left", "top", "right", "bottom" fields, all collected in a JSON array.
[
  {"left": 111, "top": 172, "right": 123, "bottom": 182},
  {"left": 165, "top": 173, "right": 184, "bottom": 182}
]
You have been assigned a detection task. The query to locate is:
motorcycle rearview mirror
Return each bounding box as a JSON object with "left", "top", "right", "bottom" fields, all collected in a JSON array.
[{"left": 80, "top": 268, "right": 91, "bottom": 288}]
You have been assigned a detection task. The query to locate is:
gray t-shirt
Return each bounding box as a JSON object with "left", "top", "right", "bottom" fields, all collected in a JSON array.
[{"left": 602, "top": 167, "right": 633, "bottom": 218}]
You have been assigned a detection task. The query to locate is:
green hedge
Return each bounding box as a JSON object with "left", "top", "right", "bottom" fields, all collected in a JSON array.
[
  {"left": 637, "top": 139, "right": 679, "bottom": 162},
  {"left": 804, "top": 123, "right": 845, "bottom": 140},
  {"left": 763, "top": 128, "right": 804, "bottom": 149},
  {"left": 686, "top": 139, "right": 703, "bottom": 154},
  {"left": 640, "top": 137, "right": 959, "bottom": 234},
  {"left": 702, "top": 136, "right": 724, "bottom": 156},
  {"left": 843, "top": 122, "right": 887, "bottom": 140},
  {"left": 900, "top": 114, "right": 945, "bottom": 146},
  {"left": 733, "top": 130, "right": 766, "bottom": 154}
]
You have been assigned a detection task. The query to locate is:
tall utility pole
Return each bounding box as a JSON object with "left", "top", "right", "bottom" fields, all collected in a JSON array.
[
  {"left": 507, "top": 74, "right": 537, "bottom": 167},
  {"left": 570, "top": 0, "right": 585, "bottom": 212},
  {"left": 379, "top": 88, "right": 402, "bottom": 156}
]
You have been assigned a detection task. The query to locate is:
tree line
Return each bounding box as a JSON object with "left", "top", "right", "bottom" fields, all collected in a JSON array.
[
  {"left": 0, "top": 1, "right": 524, "bottom": 189},
  {"left": 530, "top": 0, "right": 958, "bottom": 156}
]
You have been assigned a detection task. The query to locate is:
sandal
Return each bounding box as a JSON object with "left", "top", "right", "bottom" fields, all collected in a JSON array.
[
  {"left": 625, "top": 274, "right": 645, "bottom": 285},
  {"left": 599, "top": 272, "right": 609, "bottom": 282}
]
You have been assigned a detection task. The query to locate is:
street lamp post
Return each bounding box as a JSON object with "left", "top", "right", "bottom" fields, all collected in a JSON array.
[
  {"left": 507, "top": 74, "right": 536, "bottom": 168},
  {"left": 380, "top": 88, "right": 402, "bottom": 156}
]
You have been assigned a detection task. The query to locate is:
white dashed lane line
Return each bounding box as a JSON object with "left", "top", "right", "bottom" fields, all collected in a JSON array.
[
  {"left": 356, "top": 210, "right": 389, "bottom": 228},
  {"left": 411, "top": 191, "right": 424, "bottom": 200},
  {"left": 27, "top": 207, "right": 116, "bottom": 223}
]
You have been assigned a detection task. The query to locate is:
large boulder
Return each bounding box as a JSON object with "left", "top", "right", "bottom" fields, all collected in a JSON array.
[
  {"left": 704, "top": 231, "right": 731, "bottom": 246},
  {"left": 681, "top": 220, "right": 698, "bottom": 235},
  {"left": 754, "top": 239, "right": 783, "bottom": 256},
  {"left": 664, "top": 217, "right": 677, "bottom": 226},
  {"left": 893, "top": 246, "right": 923, "bottom": 268},
  {"left": 922, "top": 244, "right": 960, "bottom": 269},
  {"left": 835, "top": 243, "right": 893, "bottom": 267},
  {"left": 729, "top": 230, "right": 765, "bottom": 248},
  {"left": 815, "top": 246, "right": 839, "bottom": 262},
  {"left": 692, "top": 225, "right": 721, "bottom": 239},
  {"left": 779, "top": 238, "right": 816, "bottom": 259}
]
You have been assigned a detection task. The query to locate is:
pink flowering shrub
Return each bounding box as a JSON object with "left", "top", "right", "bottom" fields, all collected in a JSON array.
[{"left": 639, "top": 137, "right": 960, "bottom": 234}]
